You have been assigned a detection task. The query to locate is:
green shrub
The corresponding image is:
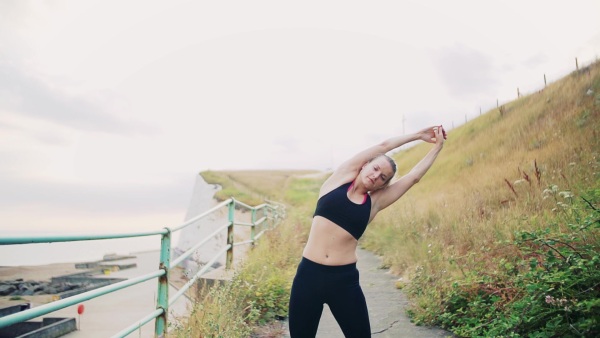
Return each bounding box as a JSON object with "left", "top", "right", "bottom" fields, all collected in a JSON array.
[{"left": 436, "top": 189, "right": 600, "bottom": 337}]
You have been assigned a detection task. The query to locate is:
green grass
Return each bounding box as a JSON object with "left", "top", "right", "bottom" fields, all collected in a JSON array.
[{"left": 201, "top": 169, "right": 319, "bottom": 205}]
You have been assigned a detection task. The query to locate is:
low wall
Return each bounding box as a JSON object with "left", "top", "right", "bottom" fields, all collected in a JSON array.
[
  {"left": 0, "top": 303, "right": 30, "bottom": 318},
  {"left": 0, "top": 315, "right": 76, "bottom": 338}
]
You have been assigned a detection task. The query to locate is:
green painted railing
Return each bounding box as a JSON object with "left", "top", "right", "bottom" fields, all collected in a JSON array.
[{"left": 0, "top": 197, "right": 285, "bottom": 337}]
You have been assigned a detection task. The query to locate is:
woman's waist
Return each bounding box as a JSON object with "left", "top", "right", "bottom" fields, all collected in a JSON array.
[
  {"left": 302, "top": 241, "right": 358, "bottom": 265},
  {"left": 298, "top": 256, "right": 357, "bottom": 273},
  {"left": 303, "top": 218, "right": 359, "bottom": 265}
]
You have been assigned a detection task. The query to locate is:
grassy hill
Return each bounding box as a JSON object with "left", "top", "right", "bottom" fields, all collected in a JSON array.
[
  {"left": 360, "top": 61, "right": 599, "bottom": 336},
  {"left": 201, "top": 169, "right": 320, "bottom": 205},
  {"left": 175, "top": 61, "right": 599, "bottom": 337}
]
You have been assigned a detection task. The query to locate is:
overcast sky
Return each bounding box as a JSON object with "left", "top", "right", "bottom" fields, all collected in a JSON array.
[{"left": 1, "top": 0, "right": 599, "bottom": 237}]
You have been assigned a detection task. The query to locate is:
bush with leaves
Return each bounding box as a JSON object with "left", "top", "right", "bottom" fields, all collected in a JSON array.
[{"left": 437, "top": 189, "right": 600, "bottom": 337}]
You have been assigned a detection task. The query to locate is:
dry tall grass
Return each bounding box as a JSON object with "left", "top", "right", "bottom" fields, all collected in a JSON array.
[{"left": 360, "top": 60, "right": 600, "bottom": 319}]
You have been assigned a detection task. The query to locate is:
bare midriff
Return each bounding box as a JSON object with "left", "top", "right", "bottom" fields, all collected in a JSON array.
[{"left": 302, "top": 216, "right": 359, "bottom": 266}]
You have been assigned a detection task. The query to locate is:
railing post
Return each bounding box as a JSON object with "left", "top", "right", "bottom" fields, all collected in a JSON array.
[
  {"left": 250, "top": 208, "right": 256, "bottom": 245},
  {"left": 226, "top": 200, "right": 235, "bottom": 269},
  {"left": 155, "top": 228, "right": 171, "bottom": 338}
]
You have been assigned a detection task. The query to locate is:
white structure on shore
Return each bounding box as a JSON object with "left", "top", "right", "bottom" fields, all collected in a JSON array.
[{"left": 175, "top": 174, "right": 227, "bottom": 275}]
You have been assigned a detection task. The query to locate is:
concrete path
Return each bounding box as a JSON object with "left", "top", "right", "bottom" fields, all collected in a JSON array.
[{"left": 282, "top": 248, "right": 454, "bottom": 338}]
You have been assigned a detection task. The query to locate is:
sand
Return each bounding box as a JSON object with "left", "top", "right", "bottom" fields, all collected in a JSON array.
[
  {"left": 0, "top": 263, "right": 82, "bottom": 282},
  {"left": 0, "top": 263, "right": 81, "bottom": 309}
]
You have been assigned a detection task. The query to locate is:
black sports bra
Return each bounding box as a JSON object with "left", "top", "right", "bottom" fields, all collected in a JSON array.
[{"left": 313, "top": 182, "right": 372, "bottom": 240}]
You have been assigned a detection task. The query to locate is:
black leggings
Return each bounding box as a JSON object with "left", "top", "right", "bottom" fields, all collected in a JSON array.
[{"left": 288, "top": 257, "right": 371, "bottom": 337}]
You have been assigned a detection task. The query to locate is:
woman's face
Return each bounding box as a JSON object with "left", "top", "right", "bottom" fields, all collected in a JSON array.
[{"left": 360, "top": 156, "right": 394, "bottom": 191}]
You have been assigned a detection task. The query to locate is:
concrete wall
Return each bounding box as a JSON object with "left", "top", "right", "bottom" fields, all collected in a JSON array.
[
  {"left": 0, "top": 303, "right": 30, "bottom": 318},
  {"left": 0, "top": 317, "right": 76, "bottom": 338}
]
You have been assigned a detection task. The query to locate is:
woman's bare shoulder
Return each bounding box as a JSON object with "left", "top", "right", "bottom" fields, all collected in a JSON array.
[{"left": 319, "top": 170, "right": 355, "bottom": 197}]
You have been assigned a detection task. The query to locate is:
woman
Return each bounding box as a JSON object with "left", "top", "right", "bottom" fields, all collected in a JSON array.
[{"left": 288, "top": 125, "right": 446, "bottom": 338}]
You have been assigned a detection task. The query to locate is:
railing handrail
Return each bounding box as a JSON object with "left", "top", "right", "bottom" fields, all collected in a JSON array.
[
  {"left": 0, "top": 229, "right": 168, "bottom": 245},
  {"left": 0, "top": 196, "right": 285, "bottom": 337},
  {"left": 169, "top": 198, "right": 233, "bottom": 233},
  {"left": 0, "top": 199, "right": 236, "bottom": 246}
]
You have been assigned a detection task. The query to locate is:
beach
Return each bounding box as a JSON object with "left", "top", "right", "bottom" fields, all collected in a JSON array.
[
  {"left": 0, "top": 263, "right": 80, "bottom": 310},
  {"left": 0, "top": 263, "right": 82, "bottom": 282}
]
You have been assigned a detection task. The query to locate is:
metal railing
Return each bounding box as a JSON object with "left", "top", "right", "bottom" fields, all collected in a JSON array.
[{"left": 0, "top": 197, "right": 285, "bottom": 337}]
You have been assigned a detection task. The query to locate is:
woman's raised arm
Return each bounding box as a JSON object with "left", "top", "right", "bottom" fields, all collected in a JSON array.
[
  {"left": 370, "top": 125, "right": 446, "bottom": 213},
  {"left": 337, "top": 126, "right": 442, "bottom": 174}
]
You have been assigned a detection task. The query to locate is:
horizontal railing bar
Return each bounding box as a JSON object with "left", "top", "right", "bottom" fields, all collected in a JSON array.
[
  {"left": 234, "top": 221, "right": 253, "bottom": 226},
  {"left": 231, "top": 198, "right": 254, "bottom": 210},
  {"left": 234, "top": 239, "right": 253, "bottom": 246},
  {"left": 263, "top": 202, "right": 282, "bottom": 210},
  {"left": 254, "top": 230, "right": 267, "bottom": 241},
  {"left": 265, "top": 199, "right": 284, "bottom": 206},
  {"left": 0, "top": 269, "right": 165, "bottom": 328},
  {"left": 169, "top": 244, "right": 231, "bottom": 306},
  {"left": 233, "top": 199, "right": 279, "bottom": 212},
  {"left": 0, "top": 229, "right": 167, "bottom": 245},
  {"left": 169, "top": 198, "right": 232, "bottom": 233},
  {"left": 111, "top": 308, "right": 163, "bottom": 338},
  {"left": 250, "top": 202, "right": 268, "bottom": 209},
  {"left": 170, "top": 222, "right": 230, "bottom": 268},
  {"left": 235, "top": 216, "right": 267, "bottom": 227}
]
